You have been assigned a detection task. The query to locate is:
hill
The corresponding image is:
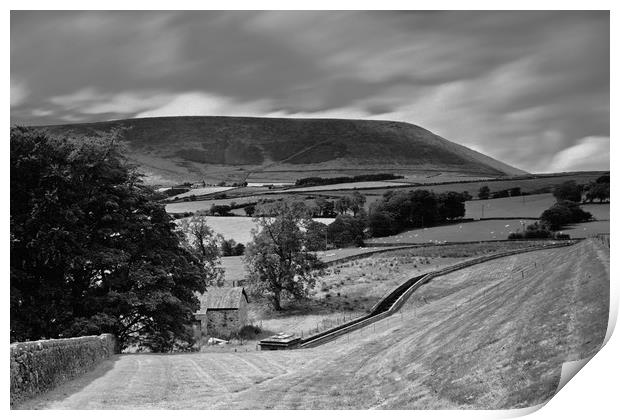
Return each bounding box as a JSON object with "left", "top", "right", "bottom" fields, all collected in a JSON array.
[{"left": 37, "top": 116, "right": 527, "bottom": 185}]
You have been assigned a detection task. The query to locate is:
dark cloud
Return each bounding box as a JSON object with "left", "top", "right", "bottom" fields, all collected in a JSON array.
[{"left": 10, "top": 10, "right": 609, "bottom": 172}]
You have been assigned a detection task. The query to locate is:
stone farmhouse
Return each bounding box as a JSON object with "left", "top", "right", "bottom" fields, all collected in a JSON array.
[{"left": 194, "top": 287, "right": 249, "bottom": 337}]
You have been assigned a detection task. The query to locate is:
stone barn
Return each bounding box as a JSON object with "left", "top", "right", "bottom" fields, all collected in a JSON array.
[{"left": 194, "top": 287, "right": 249, "bottom": 338}]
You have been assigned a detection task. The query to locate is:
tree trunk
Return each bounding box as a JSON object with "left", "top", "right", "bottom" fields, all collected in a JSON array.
[{"left": 272, "top": 291, "right": 282, "bottom": 311}]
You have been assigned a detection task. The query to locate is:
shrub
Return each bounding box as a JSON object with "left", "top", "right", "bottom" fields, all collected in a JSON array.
[{"left": 238, "top": 325, "right": 262, "bottom": 340}]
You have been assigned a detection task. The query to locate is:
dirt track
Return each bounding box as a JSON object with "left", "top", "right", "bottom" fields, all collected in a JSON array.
[{"left": 17, "top": 239, "right": 609, "bottom": 409}]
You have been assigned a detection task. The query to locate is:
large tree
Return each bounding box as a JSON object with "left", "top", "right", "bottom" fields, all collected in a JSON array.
[
  {"left": 10, "top": 128, "right": 208, "bottom": 351},
  {"left": 553, "top": 180, "right": 583, "bottom": 203},
  {"left": 176, "top": 216, "right": 224, "bottom": 286},
  {"left": 243, "top": 200, "right": 323, "bottom": 311},
  {"left": 585, "top": 182, "right": 610, "bottom": 203}
]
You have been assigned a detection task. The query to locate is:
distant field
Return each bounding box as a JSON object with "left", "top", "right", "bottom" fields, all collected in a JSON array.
[
  {"left": 176, "top": 216, "right": 335, "bottom": 244},
  {"left": 278, "top": 180, "right": 413, "bottom": 193},
  {"left": 166, "top": 195, "right": 275, "bottom": 213},
  {"left": 307, "top": 172, "right": 606, "bottom": 207},
  {"left": 166, "top": 186, "right": 236, "bottom": 200},
  {"left": 366, "top": 218, "right": 609, "bottom": 245},
  {"left": 465, "top": 194, "right": 555, "bottom": 219},
  {"left": 221, "top": 256, "right": 245, "bottom": 284},
  {"left": 465, "top": 193, "right": 610, "bottom": 220},
  {"left": 165, "top": 173, "right": 608, "bottom": 215}
]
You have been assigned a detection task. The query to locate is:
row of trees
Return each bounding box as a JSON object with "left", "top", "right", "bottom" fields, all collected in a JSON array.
[{"left": 294, "top": 173, "right": 403, "bottom": 187}]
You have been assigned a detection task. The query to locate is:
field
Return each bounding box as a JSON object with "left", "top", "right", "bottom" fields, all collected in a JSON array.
[
  {"left": 19, "top": 239, "right": 608, "bottom": 409},
  {"left": 281, "top": 180, "right": 414, "bottom": 192},
  {"left": 465, "top": 193, "right": 610, "bottom": 220},
  {"left": 310, "top": 172, "right": 607, "bottom": 209},
  {"left": 176, "top": 216, "right": 335, "bottom": 245},
  {"left": 165, "top": 193, "right": 304, "bottom": 214},
  {"left": 221, "top": 246, "right": 416, "bottom": 285},
  {"left": 166, "top": 186, "right": 236, "bottom": 200},
  {"left": 252, "top": 253, "right": 469, "bottom": 338},
  {"left": 366, "top": 218, "right": 609, "bottom": 245},
  {"left": 240, "top": 241, "right": 562, "bottom": 340}
]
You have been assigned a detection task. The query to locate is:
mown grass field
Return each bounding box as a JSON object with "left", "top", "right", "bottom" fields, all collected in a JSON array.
[{"left": 19, "top": 239, "right": 608, "bottom": 409}]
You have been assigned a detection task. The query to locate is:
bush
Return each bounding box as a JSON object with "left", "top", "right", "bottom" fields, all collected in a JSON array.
[
  {"left": 478, "top": 186, "right": 490, "bottom": 200},
  {"left": 238, "top": 325, "right": 262, "bottom": 340}
]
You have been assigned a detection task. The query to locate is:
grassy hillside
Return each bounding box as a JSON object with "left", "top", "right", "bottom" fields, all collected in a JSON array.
[{"left": 38, "top": 116, "right": 526, "bottom": 184}]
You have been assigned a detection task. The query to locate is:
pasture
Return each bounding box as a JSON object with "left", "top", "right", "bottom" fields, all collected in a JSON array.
[
  {"left": 166, "top": 186, "right": 236, "bottom": 201},
  {"left": 176, "top": 216, "right": 335, "bottom": 245},
  {"left": 281, "top": 180, "right": 413, "bottom": 193},
  {"left": 465, "top": 193, "right": 610, "bottom": 220},
  {"left": 304, "top": 172, "right": 607, "bottom": 209},
  {"left": 19, "top": 239, "right": 608, "bottom": 409},
  {"left": 249, "top": 253, "right": 470, "bottom": 340},
  {"left": 365, "top": 217, "right": 609, "bottom": 245}
]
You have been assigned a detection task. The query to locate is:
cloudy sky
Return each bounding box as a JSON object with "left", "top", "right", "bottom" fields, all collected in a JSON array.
[{"left": 11, "top": 11, "right": 609, "bottom": 173}]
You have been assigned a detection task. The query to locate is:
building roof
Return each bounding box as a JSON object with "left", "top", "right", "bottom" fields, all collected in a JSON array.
[{"left": 196, "top": 287, "right": 249, "bottom": 312}]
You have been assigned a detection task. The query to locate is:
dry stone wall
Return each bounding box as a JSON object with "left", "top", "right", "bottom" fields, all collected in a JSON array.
[{"left": 10, "top": 333, "right": 117, "bottom": 405}]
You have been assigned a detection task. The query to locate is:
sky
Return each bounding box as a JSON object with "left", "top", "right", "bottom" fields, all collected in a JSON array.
[{"left": 10, "top": 10, "right": 609, "bottom": 173}]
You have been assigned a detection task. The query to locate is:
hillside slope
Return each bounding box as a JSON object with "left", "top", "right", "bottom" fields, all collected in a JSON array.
[{"left": 38, "top": 116, "right": 526, "bottom": 184}]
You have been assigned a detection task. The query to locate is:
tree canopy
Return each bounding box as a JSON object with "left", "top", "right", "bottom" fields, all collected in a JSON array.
[
  {"left": 553, "top": 181, "right": 583, "bottom": 203},
  {"left": 243, "top": 200, "right": 323, "bottom": 311},
  {"left": 540, "top": 200, "right": 592, "bottom": 230},
  {"left": 368, "top": 189, "right": 467, "bottom": 237},
  {"left": 10, "top": 128, "right": 208, "bottom": 351}
]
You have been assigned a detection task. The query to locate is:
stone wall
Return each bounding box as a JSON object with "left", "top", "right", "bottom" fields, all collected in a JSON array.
[
  {"left": 10, "top": 334, "right": 117, "bottom": 406},
  {"left": 206, "top": 309, "right": 241, "bottom": 336}
]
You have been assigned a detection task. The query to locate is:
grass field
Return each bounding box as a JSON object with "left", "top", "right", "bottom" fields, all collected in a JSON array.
[
  {"left": 164, "top": 173, "right": 608, "bottom": 218},
  {"left": 252, "top": 253, "right": 469, "bottom": 338},
  {"left": 310, "top": 172, "right": 607, "bottom": 209},
  {"left": 20, "top": 239, "right": 608, "bottom": 409},
  {"left": 246, "top": 241, "right": 560, "bottom": 339},
  {"left": 280, "top": 180, "right": 413, "bottom": 193},
  {"left": 166, "top": 186, "right": 236, "bottom": 201},
  {"left": 365, "top": 218, "right": 609, "bottom": 245},
  {"left": 465, "top": 193, "right": 610, "bottom": 220},
  {"left": 176, "top": 216, "right": 336, "bottom": 245}
]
